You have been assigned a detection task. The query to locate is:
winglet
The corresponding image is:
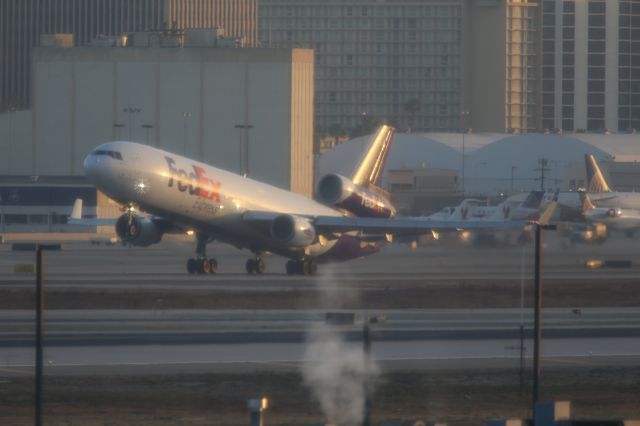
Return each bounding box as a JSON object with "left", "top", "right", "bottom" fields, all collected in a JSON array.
[
  {"left": 351, "top": 125, "right": 395, "bottom": 187},
  {"left": 70, "top": 198, "right": 83, "bottom": 220},
  {"left": 585, "top": 154, "right": 612, "bottom": 193}
]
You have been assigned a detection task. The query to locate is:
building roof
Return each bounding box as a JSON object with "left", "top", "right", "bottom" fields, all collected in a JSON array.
[{"left": 319, "top": 131, "right": 640, "bottom": 194}]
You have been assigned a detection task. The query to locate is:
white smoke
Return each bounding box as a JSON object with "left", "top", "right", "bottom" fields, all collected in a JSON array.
[
  {"left": 302, "top": 266, "right": 380, "bottom": 426},
  {"left": 302, "top": 323, "right": 380, "bottom": 426}
]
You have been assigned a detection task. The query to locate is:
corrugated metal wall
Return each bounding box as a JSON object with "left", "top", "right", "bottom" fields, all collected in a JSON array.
[{"left": 0, "top": 0, "right": 257, "bottom": 112}]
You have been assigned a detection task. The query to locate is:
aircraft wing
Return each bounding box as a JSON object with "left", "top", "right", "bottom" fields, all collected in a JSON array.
[
  {"left": 66, "top": 198, "right": 184, "bottom": 234},
  {"left": 313, "top": 216, "right": 532, "bottom": 236}
]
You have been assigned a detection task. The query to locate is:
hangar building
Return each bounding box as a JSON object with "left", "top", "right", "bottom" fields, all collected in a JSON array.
[
  {"left": 320, "top": 131, "right": 640, "bottom": 215},
  {"left": 0, "top": 41, "right": 314, "bottom": 233}
]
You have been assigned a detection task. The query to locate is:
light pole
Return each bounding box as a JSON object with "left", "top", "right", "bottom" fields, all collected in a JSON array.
[
  {"left": 182, "top": 112, "right": 192, "bottom": 155},
  {"left": 460, "top": 110, "right": 469, "bottom": 194},
  {"left": 141, "top": 124, "right": 153, "bottom": 145},
  {"left": 511, "top": 166, "right": 518, "bottom": 193},
  {"left": 234, "top": 123, "right": 253, "bottom": 176},
  {"left": 362, "top": 315, "right": 385, "bottom": 426},
  {"left": 122, "top": 107, "right": 141, "bottom": 140},
  {"left": 532, "top": 223, "right": 557, "bottom": 418},
  {"left": 113, "top": 123, "right": 125, "bottom": 140}
]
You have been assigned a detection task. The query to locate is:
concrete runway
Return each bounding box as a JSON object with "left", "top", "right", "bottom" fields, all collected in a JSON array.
[
  {"left": 0, "top": 236, "right": 639, "bottom": 376},
  {"left": 0, "top": 235, "right": 639, "bottom": 289},
  {"left": 1, "top": 308, "right": 640, "bottom": 376}
]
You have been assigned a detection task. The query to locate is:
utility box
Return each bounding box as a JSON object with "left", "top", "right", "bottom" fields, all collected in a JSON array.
[{"left": 534, "top": 401, "right": 571, "bottom": 426}]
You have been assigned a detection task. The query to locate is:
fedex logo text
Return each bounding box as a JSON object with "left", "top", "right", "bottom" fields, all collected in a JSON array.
[{"left": 165, "top": 156, "right": 221, "bottom": 203}]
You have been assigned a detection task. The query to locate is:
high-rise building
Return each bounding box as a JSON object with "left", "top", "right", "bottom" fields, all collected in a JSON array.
[
  {"left": 260, "top": 0, "right": 466, "bottom": 133},
  {"left": 541, "top": 0, "right": 640, "bottom": 133},
  {"left": 464, "top": 0, "right": 541, "bottom": 133},
  {"left": 0, "top": 0, "right": 258, "bottom": 112},
  {"left": 260, "top": 0, "right": 542, "bottom": 134}
]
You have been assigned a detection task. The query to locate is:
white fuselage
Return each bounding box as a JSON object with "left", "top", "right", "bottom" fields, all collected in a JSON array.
[
  {"left": 84, "top": 142, "right": 344, "bottom": 258},
  {"left": 543, "top": 191, "right": 640, "bottom": 211},
  {"left": 584, "top": 207, "right": 640, "bottom": 232}
]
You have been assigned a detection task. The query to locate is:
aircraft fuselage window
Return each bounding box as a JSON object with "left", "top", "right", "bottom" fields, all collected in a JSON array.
[{"left": 92, "top": 150, "right": 123, "bottom": 160}]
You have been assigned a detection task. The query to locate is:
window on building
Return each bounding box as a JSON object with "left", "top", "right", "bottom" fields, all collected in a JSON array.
[
  {"left": 563, "top": 67, "right": 574, "bottom": 79},
  {"left": 29, "top": 215, "right": 48, "bottom": 225},
  {"left": 588, "top": 54, "right": 605, "bottom": 66},
  {"left": 563, "top": 27, "right": 574, "bottom": 39},
  {"left": 563, "top": 1, "right": 575, "bottom": 13},
  {"left": 588, "top": 67, "right": 605, "bottom": 79},
  {"left": 588, "top": 14, "right": 605, "bottom": 27},
  {"left": 4, "top": 214, "right": 28, "bottom": 224},
  {"left": 562, "top": 93, "right": 574, "bottom": 105},
  {"left": 562, "top": 14, "right": 575, "bottom": 26},
  {"left": 588, "top": 94, "right": 605, "bottom": 105},
  {"left": 588, "top": 80, "right": 605, "bottom": 92},
  {"left": 588, "top": 2, "right": 605, "bottom": 14}
]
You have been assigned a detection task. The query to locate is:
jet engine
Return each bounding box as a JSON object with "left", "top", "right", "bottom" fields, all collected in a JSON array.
[
  {"left": 606, "top": 208, "right": 623, "bottom": 218},
  {"left": 316, "top": 173, "right": 396, "bottom": 218},
  {"left": 270, "top": 214, "right": 316, "bottom": 247},
  {"left": 115, "top": 213, "right": 163, "bottom": 247}
]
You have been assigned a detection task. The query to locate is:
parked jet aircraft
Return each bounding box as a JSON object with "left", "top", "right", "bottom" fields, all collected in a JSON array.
[
  {"left": 579, "top": 190, "right": 640, "bottom": 236},
  {"left": 542, "top": 154, "right": 640, "bottom": 211},
  {"left": 77, "top": 125, "right": 532, "bottom": 275}
]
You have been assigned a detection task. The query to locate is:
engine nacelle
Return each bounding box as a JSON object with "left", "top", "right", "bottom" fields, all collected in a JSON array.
[
  {"left": 270, "top": 214, "right": 316, "bottom": 248},
  {"left": 317, "top": 174, "right": 396, "bottom": 218},
  {"left": 606, "top": 208, "right": 623, "bottom": 218},
  {"left": 115, "top": 214, "right": 163, "bottom": 247}
]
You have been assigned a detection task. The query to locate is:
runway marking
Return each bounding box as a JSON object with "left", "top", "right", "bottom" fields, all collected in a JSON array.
[{"left": 0, "top": 367, "right": 32, "bottom": 376}]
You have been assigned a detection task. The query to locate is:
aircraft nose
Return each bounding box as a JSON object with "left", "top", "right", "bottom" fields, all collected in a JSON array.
[{"left": 83, "top": 149, "right": 114, "bottom": 186}]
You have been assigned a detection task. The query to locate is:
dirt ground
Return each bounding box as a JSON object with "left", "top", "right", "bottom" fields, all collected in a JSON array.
[{"left": 1, "top": 367, "right": 639, "bottom": 425}]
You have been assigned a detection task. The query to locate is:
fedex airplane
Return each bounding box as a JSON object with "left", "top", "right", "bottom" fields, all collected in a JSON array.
[{"left": 79, "top": 125, "right": 528, "bottom": 276}]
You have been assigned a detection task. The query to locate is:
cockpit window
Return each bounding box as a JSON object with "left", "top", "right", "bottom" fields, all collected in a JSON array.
[{"left": 92, "top": 150, "right": 123, "bottom": 160}]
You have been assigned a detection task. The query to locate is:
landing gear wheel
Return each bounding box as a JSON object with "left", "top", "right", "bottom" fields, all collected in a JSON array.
[
  {"left": 246, "top": 259, "right": 256, "bottom": 274},
  {"left": 246, "top": 258, "right": 266, "bottom": 275},
  {"left": 285, "top": 259, "right": 317, "bottom": 275},
  {"left": 187, "top": 258, "right": 198, "bottom": 274},
  {"left": 301, "top": 259, "right": 317, "bottom": 276},
  {"left": 255, "top": 258, "right": 265, "bottom": 274},
  {"left": 200, "top": 258, "right": 211, "bottom": 274},
  {"left": 208, "top": 259, "right": 218, "bottom": 274},
  {"left": 306, "top": 259, "right": 317, "bottom": 276}
]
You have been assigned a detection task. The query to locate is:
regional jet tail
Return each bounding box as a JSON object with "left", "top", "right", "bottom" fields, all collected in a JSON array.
[
  {"left": 585, "top": 154, "right": 612, "bottom": 193},
  {"left": 584, "top": 154, "right": 640, "bottom": 209},
  {"left": 81, "top": 125, "right": 531, "bottom": 276}
]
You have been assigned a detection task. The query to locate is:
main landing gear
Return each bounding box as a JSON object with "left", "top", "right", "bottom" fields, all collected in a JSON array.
[
  {"left": 187, "top": 233, "right": 218, "bottom": 274},
  {"left": 285, "top": 259, "right": 317, "bottom": 276},
  {"left": 245, "top": 257, "right": 266, "bottom": 275}
]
